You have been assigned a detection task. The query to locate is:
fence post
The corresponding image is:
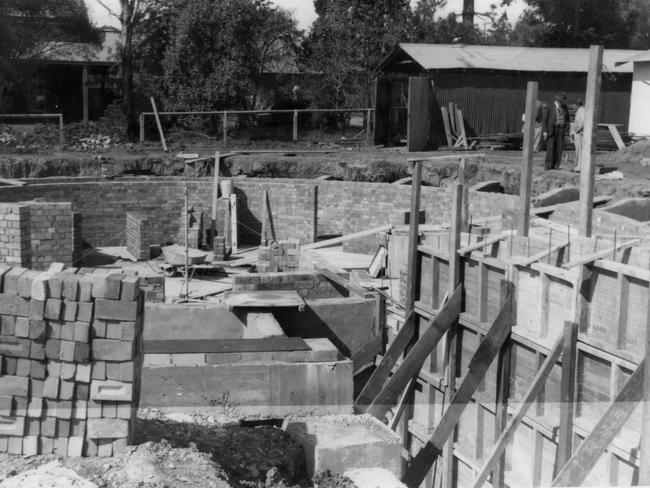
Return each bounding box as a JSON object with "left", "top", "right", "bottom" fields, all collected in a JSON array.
[
  {"left": 222, "top": 111, "right": 228, "bottom": 148},
  {"left": 58, "top": 114, "right": 65, "bottom": 145},
  {"left": 367, "top": 108, "right": 372, "bottom": 143},
  {"left": 293, "top": 110, "right": 298, "bottom": 142},
  {"left": 139, "top": 113, "right": 145, "bottom": 143}
]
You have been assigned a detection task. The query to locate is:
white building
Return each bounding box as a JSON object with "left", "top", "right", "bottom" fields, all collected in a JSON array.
[{"left": 619, "top": 51, "right": 650, "bottom": 136}]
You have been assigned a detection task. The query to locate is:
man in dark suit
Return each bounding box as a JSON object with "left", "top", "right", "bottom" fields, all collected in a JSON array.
[{"left": 543, "top": 93, "right": 570, "bottom": 170}]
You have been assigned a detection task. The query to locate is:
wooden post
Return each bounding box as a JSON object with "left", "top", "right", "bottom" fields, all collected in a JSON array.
[
  {"left": 556, "top": 321, "right": 578, "bottom": 476},
  {"left": 519, "top": 81, "right": 538, "bottom": 237},
  {"left": 139, "top": 113, "right": 145, "bottom": 143},
  {"left": 443, "top": 183, "right": 463, "bottom": 488},
  {"left": 222, "top": 111, "right": 228, "bottom": 148},
  {"left": 405, "top": 160, "right": 423, "bottom": 312},
  {"left": 260, "top": 188, "right": 269, "bottom": 246},
  {"left": 150, "top": 97, "right": 167, "bottom": 152},
  {"left": 640, "top": 286, "right": 650, "bottom": 484},
  {"left": 367, "top": 108, "right": 372, "bottom": 143},
  {"left": 578, "top": 45, "right": 603, "bottom": 237},
  {"left": 230, "top": 193, "right": 238, "bottom": 254},
  {"left": 211, "top": 151, "right": 220, "bottom": 246},
  {"left": 82, "top": 65, "right": 89, "bottom": 123},
  {"left": 458, "top": 158, "right": 469, "bottom": 231},
  {"left": 293, "top": 110, "right": 298, "bottom": 141},
  {"left": 58, "top": 114, "right": 64, "bottom": 145}
]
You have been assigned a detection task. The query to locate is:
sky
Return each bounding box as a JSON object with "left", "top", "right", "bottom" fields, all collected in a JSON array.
[{"left": 86, "top": 0, "right": 527, "bottom": 30}]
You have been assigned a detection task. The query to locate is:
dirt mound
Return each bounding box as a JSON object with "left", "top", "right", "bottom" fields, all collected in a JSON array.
[{"left": 609, "top": 139, "right": 650, "bottom": 166}]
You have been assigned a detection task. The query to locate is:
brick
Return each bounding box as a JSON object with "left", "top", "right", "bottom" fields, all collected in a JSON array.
[
  {"left": 117, "top": 402, "right": 131, "bottom": 419},
  {"left": 71, "top": 419, "right": 86, "bottom": 437},
  {"left": 61, "top": 361, "right": 76, "bottom": 380},
  {"left": 120, "top": 361, "right": 134, "bottom": 382},
  {"left": 75, "top": 342, "right": 90, "bottom": 362},
  {"left": 48, "top": 272, "right": 65, "bottom": 299},
  {"left": 59, "top": 340, "right": 76, "bottom": 362},
  {"left": 75, "top": 383, "right": 89, "bottom": 401},
  {"left": 0, "top": 315, "right": 14, "bottom": 335},
  {"left": 62, "top": 275, "right": 79, "bottom": 301},
  {"left": 30, "top": 340, "right": 45, "bottom": 360},
  {"left": 0, "top": 294, "right": 29, "bottom": 316},
  {"left": 106, "top": 361, "right": 121, "bottom": 380},
  {"left": 62, "top": 300, "right": 78, "bottom": 322},
  {"left": 92, "top": 274, "right": 121, "bottom": 299},
  {"left": 45, "top": 339, "right": 61, "bottom": 360},
  {"left": 30, "top": 274, "right": 50, "bottom": 301},
  {"left": 29, "top": 318, "right": 46, "bottom": 339},
  {"left": 30, "top": 379, "right": 44, "bottom": 397},
  {"left": 57, "top": 418, "right": 70, "bottom": 437},
  {"left": 0, "top": 416, "right": 25, "bottom": 436},
  {"left": 73, "top": 400, "right": 87, "bottom": 420},
  {"left": 78, "top": 275, "right": 93, "bottom": 302},
  {"left": 14, "top": 317, "right": 29, "bottom": 338},
  {"left": 41, "top": 417, "right": 57, "bottom": 437},
  {"left": 27, "top": 397, "right": 43, "bottom": 418},
  {"left": 0, "top": 335, "right": 29, "bottom": 358},
  {"left": 22, "top": 436, "right": 38, "bottom": 455},
  {"left": 47, "top": 321, "right": 61, "bottom": 339},
  {"left": 76, "top": 363, "right": 91, "bottom": 383},
  {"left": 30, "top": 360, "right": 46, "bottom": 379},
  {"left": 120, "top": 276, "right": 140, "bottom": 301},
  {"left": 43, "top": 398, "right": 56, "bottom": 417},
  {"left": 47, "top": 360, "right": 62, "bottom": 377},
  {"left": 43, "top": 377, "right": 59, "bottom": 399},
  {"left": 13, "top": 397, "right": 26, "bottom": 417},
  {"left": 44, "top": 298, "right": 62, "bottom": 320},
  {"left": 91, "top": 339, "right": 134, "bottom": 361},
  {"left": 68, "top": 437, "right": 84, "bottom": 457},
  {"left": 91, "top": 361, "right": 106, "bottom": 380},
  {"left": 85, "top": 438, "right": 98, "bottom": 456},
  {"left": 74, "top": 321, "right": 90, "bottom": 343},
  {"left": 16, "top": 357, "right": 30, "bottom": 376},
  {"left": 53, "top": 437, "right": 68, "bottom": 456},
  {"left": 25, "top": 418, "right": 40, "bottom": 436},
  {"left": 90, "top": 380, "right": 133, "bottom": 402},
  {"left": 3, "top": 356, "right": 16, "bottom": 375},
  {"left": 48, "top": 262, "right": 66, "bottom": 273},
  {"left": 97, "top": 438, "right": 112, "bottom": 457},
  {"left": 18, "top": 270, "right": 39, "bottom": 298},
  {"left": 91, "top": 318, "right": 106, "bottom": 338},
  {"left": 29, "top": 299, "right": 44, "bottom": 322},
  {"left": 102, "top": 401, "right": 117, "bottom": 418},
  {"left": 60, "top": 322, "right": 75, "bottom": 341},
  {"left": 40, "top": 436, "right": 54, "bottom": 454},
  {"left": 77, "top": 302, "right": 93, "bottom": 323},
  {"left": 105, "top": 321, "right": 122, "bottom": 340},
  {"left": 87, "top": 418, "right": 129, "bottom": 438},
  {"left": 4, "top": 267, "right": 27, "bottom": 295},
  {"left": 0, "top": 396, "right": 10, "bottom": 416},
  {"left": 95, "top": 299, "right": 137, "bottom": 321},
  {"left": 59, "top": 380, "right": 75, "bottom": 400},
  {"left": 87, "top": 400, "right": 102, "bottom": 418},
  {"left": 7, "top": 436, "right": 22, "bottom": 454},
  {"left": 55, "top": 400, "right": 72, "bottom": 419},
  {"left": 0, "top": 376, "right": 29, "bottom": 399}
]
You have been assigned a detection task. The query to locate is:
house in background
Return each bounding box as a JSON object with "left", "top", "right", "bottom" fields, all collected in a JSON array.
[
  {"left": 618, "top": 51, "right": 650, "bottom": 136},
  {"left": 375, "top": 44, "right": 644, "bottom": 146}
]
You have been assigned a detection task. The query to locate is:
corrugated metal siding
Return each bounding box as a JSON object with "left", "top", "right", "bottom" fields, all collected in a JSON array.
[{"left": 429, "top": 70, "right": 632, "bottom": 135}]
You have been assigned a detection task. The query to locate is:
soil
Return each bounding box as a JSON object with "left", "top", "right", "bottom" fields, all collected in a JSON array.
[{"left": 1, "top": 141, "right": 649, "bottom": 201}]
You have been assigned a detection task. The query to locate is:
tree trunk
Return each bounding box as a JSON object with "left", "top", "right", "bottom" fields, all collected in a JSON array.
[
  {"left": 462, "top": 0, "right": 474, "bottom": 25},
  {"left": 120, "top": 0, "right": 138, "bottom": 141}
]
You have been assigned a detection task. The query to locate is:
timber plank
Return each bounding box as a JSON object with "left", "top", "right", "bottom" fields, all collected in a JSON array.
[
  {"left": 224, "top": 290, "right": 305, "bottom": 311},
  {"left": 144, "top": 337, "right": 310, "bottom": 354}
]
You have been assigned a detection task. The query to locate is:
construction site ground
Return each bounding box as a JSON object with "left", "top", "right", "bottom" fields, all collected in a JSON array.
[{"left": 1, "top": 141, "right": 650, "bottom": 200}]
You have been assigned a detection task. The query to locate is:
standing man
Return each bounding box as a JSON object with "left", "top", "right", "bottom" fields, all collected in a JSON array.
[
  {"left": 544, "top": 93, "right": 570, "bottom": 170},
  {"left": 572, "top": 99, "right": 585, "bottom": 172}
]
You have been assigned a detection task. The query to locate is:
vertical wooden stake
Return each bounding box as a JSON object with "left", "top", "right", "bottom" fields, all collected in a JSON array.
[
  {"left": 556, "top": 321, "right": 578, "bottom": 476},
  {"left": 211, "top": 151, "right": 220, "bottom": 247},
  {"left": 230, "top": 193, "right": 238, "bottom": 254},
  {"left": 260, "top": 188, "right": 269, "bottom": 246},
  {"left": 150, "top": 97, "right": 167, "bottom": 152},
  {"left": 82, "top": 65, "right": 89, "bottom": 123},
  {"left": 293, "top": 110, "right": 298, "bottom": 141},
  {"left": 222, "top": 111, "right": 228, "bottom": 148},
  {"left": 640, "top": 271, "right": 650, "bottom": 484},
  {"left": 442, "top": 183, "right": 463, "bottom": 488},
  {"left": 519, "top": 81, "right": 538, "bottom": 237},
  {"left": 139, "top": 113, "right": 145, "bottom": 143},
  {"left": 367, "top": 108, "right": 372, "bottom": 143},
  {"left": 58, "top": 114, "right": 65, "bottom": 145},
  {"left": 405, "top": 160, "right": 423, "bottom": 312},
  {"left": 459, "top": 158, "right": 469, "bottom": 231},
  {"left": 578, "top": 45, "right": 603, "bottom": 237}
]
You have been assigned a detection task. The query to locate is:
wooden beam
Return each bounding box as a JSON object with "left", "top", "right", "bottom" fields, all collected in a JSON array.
[
  {"left": 471, "top": 331, "right": 565, "bottom": 488},
  {"left": 315, "top": 266, "right": 374, "bottom": 298},
  {"left": 457, "top": 233, "right": 507, "bottom": 256},
  {"left": 211, "top": 151, "right": 220, "bottom": 246},
  {"left": 512, "top": 241, "right": 569, "bottom": 267},
  {"left": 366, "top": 284, "right": 462, "bottom": 420},
  {"left": 640, "top": 280, "right": 650, "bottom": 484},
  {"left": 301, "top": 225, "right": 394, "bottom": 250},
  {"left": 260, "top": 188, "right": 269, "bottom": 246},
  {"left": 519, "top": 81, "right": 538, "bottom": 237},
  {"left": 578, "top": 45, "right": 603, "bottom": 237},
  {"left": 402, "top": 290, "right": 513, "bottom": 488},
  {"left": 266, "top": 189, "right": 276, "bottom": 242},
  {"left": 355, "top": 311, "right": 417, "bottom": 413},
  {"left": 601, "top": 123, "right": 625, "bottom": 150},
  {"left": 405, "top": 160, "right": 423, "bottom": 311},
  {"left": 555, "top": 321, "right": 579, "bottom": 476},
  {"left": 150, "top": 96, "right": 168, "bottom": 152},
  {"left": 230, "top": 193, "right": 238, "bottom": 253},
  {"left": 407, "top": 153, "right": 485, "bottom": 163},
  {"left": 82, "top": 65, "right": 89, "bottom": 123},
  {"left": 389, "top": 377, "right": 416, "bottom": 431},
  {"left": 552, "top": 359, "right": 644, "bottom": 486},
  {"left": 144, "top": 337, "right": 310, "bottom": 354},
  {"left": 563, "top": 239, "right": 639, "bottom": 268}
]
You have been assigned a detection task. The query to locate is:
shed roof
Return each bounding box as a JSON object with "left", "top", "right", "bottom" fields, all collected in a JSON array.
[{"left": 382, "top": 44, "right": 642, "bottom": 74}]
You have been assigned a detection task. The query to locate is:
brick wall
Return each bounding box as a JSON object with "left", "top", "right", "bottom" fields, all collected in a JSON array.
[
  {"left": 24, "top": 201, "right": 73, "bottom": 270},
  {"left": 233, "top": 271, "right": 345, "bottom": 299},
  {"left": 1, "top": 178, "right": 517, "bottom": 251},
  {"left": 0, "top": 203, "right": 31, "bottom": 267},
  {"left": 0, "top": 266, "right": 144, "bottom": 456},
  {"left": 126, "top": 213, "right": 153, "bottom": 261}
]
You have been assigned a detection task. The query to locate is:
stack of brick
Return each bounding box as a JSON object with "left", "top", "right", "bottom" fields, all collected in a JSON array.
[
  {"left": 213, "top": 236, "right": 226, "bottom": 261},
  {"left": 0, "top": 266, "right": 144, "bottom": 456},
  {"left": 232, "top": 271, "right": 343, "bottom": 299},
  {"left": 126, "top": 213, "right": 154, "bottom": 261},
  {"left": 0, "top": 204, "right": 31, "bottom": 267},
  {"left": 258, "top": 239, "right": 300, "bottom": 272},
  {"left": 72, "top": 213, "right": 83, "bottom": 266},
  {"left": 138, "top": 275, "right": 165, "bottom": 303},
  {"left": 25, "top": 201, "right": 74, "bottom": 270}
]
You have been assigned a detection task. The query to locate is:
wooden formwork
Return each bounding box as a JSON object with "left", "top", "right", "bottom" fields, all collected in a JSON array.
[{"left": 377, "top": 227, "right": 648, "bottom": 487}]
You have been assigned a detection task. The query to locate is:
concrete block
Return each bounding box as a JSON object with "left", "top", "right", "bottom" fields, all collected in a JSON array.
[
  {"left": 91, "top": 338, "right": 134, "bottom": 361},
  {"left": 3, "top": 356, "right": 16, "bottom": 375},
  {"left": 92, "top": 274, "right": 121, "bottom": 299},
  {"left": 244, "top": 312, "right": 285, "bottom": 339},
  {"left": 87, "top": 400, "right": 102, "bottom": 418},
  {"left": 87, "top": 418, "right": 129, "bottom": 438},
  {"left": 43, "top": 377, "right": 59, "bottom": 399},
  {"left": 55, "top": 400, "right": 72, "bottom": 419},
  {"left": 75, "top": 383, "right": 89, "bottom": 401},
  {"left": 47, "top": 360, "right": 62, "bottom": 377},
  {"left": 62, "top": 300, "right": 78, "bottom": 321},
  {"left": 121, "top": 275, "right": 140, "bottom": 301},
  {"left": 27, "top": 397, "right": 43, "bottom": 418},
  {"left": 97, "top": 438, "right": 113, "bottom": 457},
  {"left": 106, "top": 361, "right": 120, "bottom": 380},
  {"left": 40, "top": 417, "right": 56, "bottom": 437},
  {"left": 47, "top": 321, "right": 61, "bottom": 339},
  {"left": 0, "top": 294, "right": 29, "bottom": 316},
  {"left": 0, "top": 314, "right": 14, "bottom": 335},
  {"left": 25, "top": 417, "right": 40, "bottom": 436},
  {"left": 91, "top": 318, "right": 106, "bottom": 338},
  {"left": 0, "top": 336, "right": 30, "bottom": 358},
  {"left": 113, "top": 437, "right": 128, "bottom": 454},
  {"left": 31, "top": 274, "right": 50, "bottom": 301},
  {"left": 95, "top": 298, "right": 137, "bottom": 321},
  {"left": 7, "top": 436, "right": 22, "bottom": 454},
  {"left": 29, "top": 340, "right": 45, "bottom": 360},
  {"left": 77, "top": 301, "right": 93, "bottom": 323},
  {"left": 90, "top": 380, "right": 133, "bottom": 402},
  {"left": 74, "top": 321, "right": 90, "bottom": 343},
  {"left": 71, "top": 419, "right": 86, "bottom": 437},
  {"left": 4, "top": 267, "right": 27, "bottom": 295},
  {"left": 29, "top": 317, "right": 46, "bottom": 339},
  {"left": 283, "top": 414, "right": 402, "bottom": 478},
  {"left": 44, "top": 298, "right": 62, "bottom": 320},
  {"left": 30, "top": 379, "right": 44, "bottom": 397},
  {"left": 48, "top": 262, "right": 65, "bottom": 273},
  {"left": 76, "top": 363, "right": 91, "bottom": 383},
  {"left": 16, "top": 357, "right": 30, "bottom": 376},
  {"left": 0, "top": 396, "right": 10, "bottom": 416},
  {"left": 59, "top": 380, "right": 75, "bottom": 400},
  {"left": 62, "top": 275, "right": 79, "bottom": 300},
  {"left": 57, "top": 418, "right": 70, "bottom": 437},
  {"left": 84, "top": 438, "right": 98, "bottom": 456},
  {"left": 0, "top": 264, "right": 11, "bottom": 292},
  {"left": 53, "top": 437, "right": 68, "bottom": 456},
  {"left": 60, "top": 322, "right": 75, "bottom": 341},
  {"left": 105, "top": 321, "right": 123, "bottom": 340},
  {"left": 120, "top": 361, "right": 134, "bottom": 382},
  {"left": 73, "top": 400, "right": 87, "bottom": 420},
  {"left": 102, "top": 401, "right": 117, "bottom": 418},
  {"left": 60, "top": 361, "right": 76, "bottom": 380},
  {"left": 59, "top": 340, "right": 76, "bottom": 362},
  {"left": 48, "top": 272, "right": 65, "bottom": 299},
  {"left": 40, "top": 437, "right": 53, "bottom": 454},
  {"left": 13, "top": 396, "right": 26, "bottom": 416},
  {"left": 30, "top": 360, "right": 46, "bottom": 379},
  {"left": 13, "top": 317, "right": 29, "bottom": 337},
  {"left": 0, "top": 415, "right": 25, "bottom": 436},
  {"left": 91, "top": 361, "right": 106, "bottom": 380},
  {"left": 18, "top": 270, "right": 39, "bottom": 298},
  {"left": 21, "top": 436, "right": 39, "bottom": 455},
  {"left": 116, "top": 402, "right": 131, "bottom": 419},
  {"left": 68, "top": 437, "right": 84, "bottom": 457},
  {"left": 75, "top": 342, "right": 90, "bottom": 362}
]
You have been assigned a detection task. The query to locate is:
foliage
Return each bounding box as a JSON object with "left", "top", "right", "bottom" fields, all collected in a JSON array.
[
  {"left": 161, "top": 0, "right": 300, "bottom": 111},
  {"left": 303, "top": 0, "right": 412, "bottom": 109}
]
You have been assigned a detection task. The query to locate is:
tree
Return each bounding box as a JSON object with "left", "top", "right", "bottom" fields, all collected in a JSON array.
[
  {"left": 162, "top": 0, "right": 300, "bottom": 110},
  {"left": 304, "top": 0, "right": 412, "bottom": 109}
]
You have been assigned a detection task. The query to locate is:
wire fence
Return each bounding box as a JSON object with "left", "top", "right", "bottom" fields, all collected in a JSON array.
[{"left": 139, "top": 108, "right": 374, "bottom": 147}]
